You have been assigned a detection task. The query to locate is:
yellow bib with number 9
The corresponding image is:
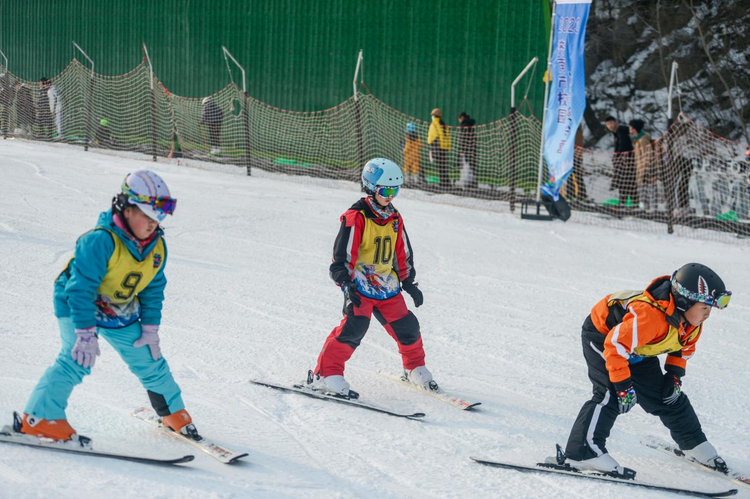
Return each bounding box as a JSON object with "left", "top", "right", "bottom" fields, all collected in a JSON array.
[{"left": 98, "top": 229, "right": 165, "bottom": 305}]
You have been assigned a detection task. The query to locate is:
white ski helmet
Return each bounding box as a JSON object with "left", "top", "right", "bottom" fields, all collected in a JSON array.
[
  {"left": 361, "top": 158, "right": 404, "bottom": 194},
  {"left": 116, "top": 170, "right": 176, "bottom": 223}
]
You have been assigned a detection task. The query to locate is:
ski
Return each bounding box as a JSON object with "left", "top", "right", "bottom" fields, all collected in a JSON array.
[
  {"left": 377, "top": 370, "right": 481, "bottom": 410},
  {"left": 0, "top": 415, "right": 193, "bottom": 466},
  {"left": 131, "top": 407, "right": 248, "bottom": 464},
  {"left": 642, "top": 437, "right": 750, "bottom": 490},
  {"left": 249, "top": 379, "right": 426, "bottom": 420},
  {"left": 471, "top": 457, "right": 738, "bottom": 498}
]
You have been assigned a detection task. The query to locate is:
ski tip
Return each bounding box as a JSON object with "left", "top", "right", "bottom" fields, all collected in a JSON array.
[
  {"left": 461, "top": 402, "right": 482, "bottom": 410},
  {"left": 407, "top": 413, "right": 427, "bottom": 420},
  {"left": 227, "top": 453, "right": 250, "bottom": 464},
  {"left": 470, "top": 457, "right": 497, "bottom": 466}
]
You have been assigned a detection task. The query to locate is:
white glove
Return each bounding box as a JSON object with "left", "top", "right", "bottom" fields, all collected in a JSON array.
[{"left": 133, "top": 324, "right": 162, "bottom": 360}]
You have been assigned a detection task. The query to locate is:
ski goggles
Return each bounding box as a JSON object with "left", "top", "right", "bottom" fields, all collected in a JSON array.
[
  {"left": 672, "top": 278, "right": 732, "bottom": 309},
  {"left": 122, "top": 183, "right": 177, "bottom": 215},
  {"left": 375, "top": 185, "right": 400, "bottom": 198}
]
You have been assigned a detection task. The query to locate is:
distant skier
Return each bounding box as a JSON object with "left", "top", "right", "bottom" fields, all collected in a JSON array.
[
  {"left": 402, "top": 122, "right": 423, "bottom": 185},
  {"left": 200, "top": 96, "right": 223, "bottom": 155},
  {"left": 309, "top": 158, "right": 435, "bottom": 397},
  {"left": 561, "top": 263, "right": 732, "bottom": 475},
  {"left": 20, "top": 170, "right": 197, "bottom": 441},
  {"left": 39, "top": 77, "right": 63, "bottom": 140}
]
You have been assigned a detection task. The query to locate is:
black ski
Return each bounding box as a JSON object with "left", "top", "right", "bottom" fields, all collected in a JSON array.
[
  {"left": 250, "top": 379, "right": 426, "bottom": 420},
  {"left": 471, "top": 457, "right": 738, "bottom": 498},
  {"left": 1, "top": 414, "right": 193, "bottom": 466}
]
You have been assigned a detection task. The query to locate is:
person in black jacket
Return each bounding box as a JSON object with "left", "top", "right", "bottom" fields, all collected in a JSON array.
[
  {"left": 605, "top": 116, "right": 638, "bottom": 207},
  {"left": 457, "top": 112, "right": 478, "bottom": 189},
  {"left": 13, "top": 82, "right": 35, "bottom": 136},
  {"left": 0, "top": 73, "right": 15, "bottom": 136},
  {"left": 200, "top": 97, "right": 224, "bottom": 155}
]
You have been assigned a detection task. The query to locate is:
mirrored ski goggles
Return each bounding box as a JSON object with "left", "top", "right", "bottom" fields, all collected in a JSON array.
[
  {"left": 672, "top": 279, "right": 732, "bottom": 309},
  {"left": 375, "top": 185, "right": 400, "bottom": 198},
  {"left": 122, "top": 183, "right": 177, "bottom": 215}
]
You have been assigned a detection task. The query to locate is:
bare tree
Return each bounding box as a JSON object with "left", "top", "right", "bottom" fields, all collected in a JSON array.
[{"left": 682, "top": 0, "right": 749, "bottom": 143}]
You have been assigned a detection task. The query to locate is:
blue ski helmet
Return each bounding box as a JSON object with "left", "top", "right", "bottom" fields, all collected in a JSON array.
[
  {"left": 406, "top": 122, "right": 416, "bottom": 134},
  {"left": 362, "top": 158, "right": 404, "bottom": 194}
]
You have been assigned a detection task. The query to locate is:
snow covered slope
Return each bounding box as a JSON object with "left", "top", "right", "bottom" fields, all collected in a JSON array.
[{"left": 1, "top": 140, "right": 748, "bottom": 498}]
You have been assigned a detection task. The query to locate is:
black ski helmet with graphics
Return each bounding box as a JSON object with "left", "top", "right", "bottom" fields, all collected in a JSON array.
[{"left": 670, "top": 263, "right": 730, "bottom": 312}]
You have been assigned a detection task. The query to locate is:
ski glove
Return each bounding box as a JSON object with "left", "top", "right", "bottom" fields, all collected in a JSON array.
[
  {"left": 661, "top": 373, "right": 682, "bottom": 405},
  {"left": 614, "top": 381, "right": 637, "bottom": 414},
  {"left": 71, "top": 327, "right": 101, "bottom": 369},
  {"left": 402, "top": 281, "right": 424, "bottom": 308},
  {"left": 342, "top": 280, "right": 361, "bottom": 307},
  {"left": 133, "top": 324, "right": 162, "bottom": 361}
]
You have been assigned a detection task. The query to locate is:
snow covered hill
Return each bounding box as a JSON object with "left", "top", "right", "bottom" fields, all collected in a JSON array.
[
  {"left": 0, "top": 140, "right": 748, "bottom": 498},
  {"left": 584, "top": 0, "right": 750, "bottom": 146}
]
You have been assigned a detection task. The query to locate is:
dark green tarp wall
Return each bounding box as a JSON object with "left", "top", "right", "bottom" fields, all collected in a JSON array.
[{"left": 0, "top": 0, "right": 547, "bottom": 123}]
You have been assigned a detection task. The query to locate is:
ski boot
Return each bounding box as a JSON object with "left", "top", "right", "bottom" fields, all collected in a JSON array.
[
  {"left": 307, "top": 370, "right": 359, "bottom": 399},
  {"left": 17, "top": 412, "right": 77, "bottom": 441},
  {"left": 683, "top": 441, "right": 729, "bottom": 474},
  {"left": 161, "top": 409, "right": 200, "bottom": 441},
  {"left": 403, "top": 366, "right": 439, "bottom": 392},
  {"left": 14, "top": 411, "right": 91, "bottom": 448},
  {"left": 553, "top": 445, "right": 636, "bottom": 479}
]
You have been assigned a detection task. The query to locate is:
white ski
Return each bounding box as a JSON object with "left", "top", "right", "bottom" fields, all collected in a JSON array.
[
  {"left": 642, "top": 437, "right": 750, "bottom": 490},
  {"left": 377, "top": 370, "right": 481, "bottom": 410},
  {"left": 131, "top": 407, "right": 248, "bottom": 464}
]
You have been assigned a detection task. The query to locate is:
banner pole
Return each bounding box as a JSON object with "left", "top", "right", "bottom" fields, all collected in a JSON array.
[{"left": 535, "top": 1, "right": 557, "bottom": 203}]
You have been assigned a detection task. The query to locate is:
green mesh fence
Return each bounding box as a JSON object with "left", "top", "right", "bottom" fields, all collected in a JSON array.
[{"left": 0, "top": 60, "right": 748, "bottom": 243}]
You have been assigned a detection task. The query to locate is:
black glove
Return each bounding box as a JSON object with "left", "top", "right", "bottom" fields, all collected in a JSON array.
[
  {"left": 402, "top": 281, "right": 423, "bottom": 308},
  {"left": 341, "top": 280, "right": 361, "bottom": 307},
  {"left": 614, "top": 380, "right": 637, "bottom": 414},
  {"left": 661, "top": 372, "right": 682, "bottom": 405}
]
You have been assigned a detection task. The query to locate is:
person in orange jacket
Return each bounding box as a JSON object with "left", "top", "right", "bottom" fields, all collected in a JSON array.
[
  {"left": 561, "top": 263, "right": 732, "bottom": 475},
  {"left": 402, "top": 122, "right": 423, "bottom": 184}
]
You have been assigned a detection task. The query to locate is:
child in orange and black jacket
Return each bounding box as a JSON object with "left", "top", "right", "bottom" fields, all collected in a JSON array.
[{"left": 562, "top": 263, "right": 732, "bottom": 475}]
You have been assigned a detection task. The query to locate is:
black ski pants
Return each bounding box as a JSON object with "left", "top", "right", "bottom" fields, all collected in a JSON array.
[{"left": 564, "top": 318, "right": 707, "bottom": 461}]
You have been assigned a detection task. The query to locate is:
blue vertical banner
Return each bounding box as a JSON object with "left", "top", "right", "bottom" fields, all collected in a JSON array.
[{"left": 541, "top": 0, "right": 591, "bottom": 201}]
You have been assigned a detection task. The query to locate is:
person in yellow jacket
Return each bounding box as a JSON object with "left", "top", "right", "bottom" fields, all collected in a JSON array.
[
  {"left": 403, "top": 122, "right": 423, "bottom": 184},
  {"left": 427, "top": 108, "right": 452, "bottom": 187}
]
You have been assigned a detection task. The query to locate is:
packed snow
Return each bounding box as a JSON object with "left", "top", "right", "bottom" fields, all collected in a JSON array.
[{"left": 1, "top": 139, "right": 748, "bottom": 499}]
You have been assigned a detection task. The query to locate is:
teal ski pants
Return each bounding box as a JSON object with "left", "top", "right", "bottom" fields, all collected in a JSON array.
[{"left": 25, "top": 317, "right": 185, "bottom": 420}]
